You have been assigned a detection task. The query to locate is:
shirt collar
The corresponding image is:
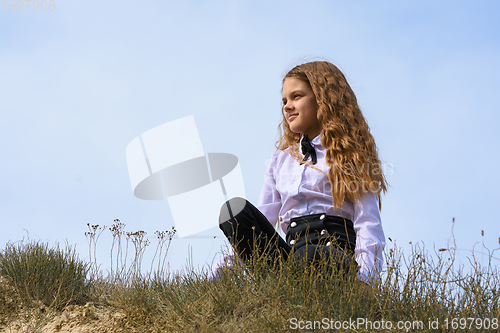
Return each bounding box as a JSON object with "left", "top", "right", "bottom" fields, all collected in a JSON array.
[{"left": 300, "top": 133, "right": 322, "bottom": 147}]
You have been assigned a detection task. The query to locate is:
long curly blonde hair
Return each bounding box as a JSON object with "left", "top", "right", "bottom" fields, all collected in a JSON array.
[{"left": 276, "top": 61, "right": 388, "bottom": 210}]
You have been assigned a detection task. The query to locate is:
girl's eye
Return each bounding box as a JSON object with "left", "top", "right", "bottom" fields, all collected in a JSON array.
[{"left": 294, "top": 94, "right": 301, "bottom": 99}]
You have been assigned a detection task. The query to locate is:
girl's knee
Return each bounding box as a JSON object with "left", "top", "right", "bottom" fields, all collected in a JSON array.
[{"left": 219, "top": 197, "right": 248, "bottom": 224}]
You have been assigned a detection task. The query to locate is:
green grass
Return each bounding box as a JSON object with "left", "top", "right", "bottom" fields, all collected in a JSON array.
[
  {"left": 0, "top": 239, "right": 91, "bottom": 311},
  {"left": 1, "top": 220, "right": 499, "bottom": 332}
]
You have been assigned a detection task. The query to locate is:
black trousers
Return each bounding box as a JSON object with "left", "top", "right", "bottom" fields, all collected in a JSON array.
[{"left": 219, "top": 197, "right": 356, "bottom": 271}]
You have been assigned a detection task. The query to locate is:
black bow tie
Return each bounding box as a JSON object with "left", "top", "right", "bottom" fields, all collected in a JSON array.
[{"left": 301, "top": 134, "right": 317, "bottom": 164}]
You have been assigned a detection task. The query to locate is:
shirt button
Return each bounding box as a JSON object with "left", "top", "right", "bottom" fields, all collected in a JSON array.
[
  {"left": 319, "top": 214, "right": 326, "bottom": 221},
  {"left": 320, "top": 229, "right": 327, "bottom": 236},
  {"left": 290, "top": 222, "right": 297, "bottom": 228},
  {"left": 290, "top": 240, "right": 296, "bottom": 245},
  {"left": 326, "top": 242, "right": 331, "bottom": 246}
]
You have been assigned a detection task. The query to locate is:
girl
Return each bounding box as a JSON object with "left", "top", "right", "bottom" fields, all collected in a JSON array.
[{"left": 211, "top": 61, "right": 387, "bottom": 283}]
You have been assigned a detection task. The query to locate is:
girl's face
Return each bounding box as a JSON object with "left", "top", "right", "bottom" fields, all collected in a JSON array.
[{"left": 282, "top": 77, "right": 321, "bottom": 139}]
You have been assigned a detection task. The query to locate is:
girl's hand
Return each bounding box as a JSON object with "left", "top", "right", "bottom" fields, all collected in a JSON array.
[{"left": 355, "top": 279, "right": 372, "bottom": 295}]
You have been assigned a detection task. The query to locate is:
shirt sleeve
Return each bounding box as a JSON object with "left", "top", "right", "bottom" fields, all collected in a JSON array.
[
  {"left": 352, "top": 191, "right": 385, "bottom": 283},
  {"left": 256, "top": 150, "right": 282, "bottom": 228},
  {"left": 207, "top": 247, "right": 234, "bottom": 280},
  {"left": 208, "top": 150, "right": 283, "bottom": 279}
]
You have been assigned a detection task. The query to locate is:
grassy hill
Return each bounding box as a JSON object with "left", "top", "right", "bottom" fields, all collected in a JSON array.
[{"left": 1, "top": 222, "right": 499, "bottom": 332}]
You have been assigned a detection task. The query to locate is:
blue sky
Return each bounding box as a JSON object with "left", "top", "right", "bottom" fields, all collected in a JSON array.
[{"left": 1, "top": 0, "right": 499, "bottom": 275}]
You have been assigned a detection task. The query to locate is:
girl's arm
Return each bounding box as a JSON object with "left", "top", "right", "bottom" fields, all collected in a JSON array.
[
  {"left": 207, "top": 247, "right": 236, "bottom": 280},
  {"left": 256, "top": 150, "right": 282, "bottom": 227},
  {"left": 352, "top": 191, "right": 385, "bottom": 284},
  {"left": 208, "top": 150, "right": 282, "bottom": 279}
]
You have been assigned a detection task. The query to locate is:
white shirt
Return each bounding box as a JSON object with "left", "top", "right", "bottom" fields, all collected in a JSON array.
[{"left": 210, "top": 134, "right": 385, "bottom": 282}]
